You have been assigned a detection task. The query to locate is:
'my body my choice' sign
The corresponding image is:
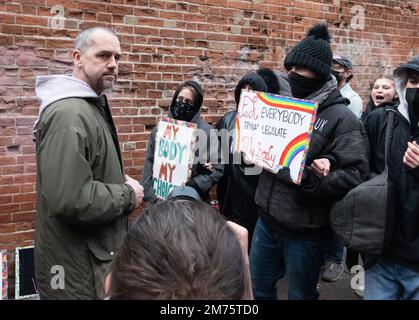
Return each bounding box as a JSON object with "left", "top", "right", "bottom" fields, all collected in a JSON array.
[
  {"left": 234, "top": 90, "right": 318, "bottom": 184},
  {"left": 152, "top": 117, "right": 196, "bottom": 199}
]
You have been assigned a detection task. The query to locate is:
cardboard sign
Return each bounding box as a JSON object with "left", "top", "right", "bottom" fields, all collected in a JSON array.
[
  {"left": 152, "top": 117, "right": 197, "bottom": 199},
  {"left": 15, "top": 246, "right": 38, "bottom": 300},
  {"left": 234, "top": 90, "right": 318, "bottom": 184}
]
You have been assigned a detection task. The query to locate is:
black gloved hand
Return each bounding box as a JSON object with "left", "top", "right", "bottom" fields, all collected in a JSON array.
[
  {"left": 277, "top": 167, "right": 294, "bottom": 186},
  {"left": 300, "top": 166, "right": 321, "bottom": 192}
]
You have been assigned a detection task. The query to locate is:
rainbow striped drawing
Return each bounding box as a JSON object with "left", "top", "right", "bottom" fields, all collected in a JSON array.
[
  {"left": 256, "top": 92, "right": 317, "bottom": 114},
  {"left": 234, "top": 90, "right": 318, "bottom": 185},
  {"left": 279, "top": 133, "right": 308, "bottom": 167}
]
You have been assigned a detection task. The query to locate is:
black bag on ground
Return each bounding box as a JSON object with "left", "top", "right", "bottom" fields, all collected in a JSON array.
[{"left": 330, "top": 110, "right": 396, "bottom": 256}]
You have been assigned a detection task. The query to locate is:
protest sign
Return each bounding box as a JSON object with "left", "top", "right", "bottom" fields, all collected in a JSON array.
[
  {"left": 234, "top": 90, "right": 318, "bottom": 184},
  {"left": 152, "top": 117, "right": 197, "bottom": 199},
  {"left": 0, "top": 250, "right": 7, "bottom": 300}
]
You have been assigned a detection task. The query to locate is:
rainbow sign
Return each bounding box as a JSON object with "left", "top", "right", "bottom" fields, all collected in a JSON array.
[
  {"left": 234, "top": 90, "right": 318, "bottom": 184},
  {"left": 257, "top": 92, "right": 317, "bottom": 114},
  {"left": 279, "top": 132, "right": 308, "bottom": 167}
]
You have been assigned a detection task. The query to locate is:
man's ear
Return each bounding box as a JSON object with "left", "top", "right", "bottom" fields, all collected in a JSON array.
[{"left": 72, "top": 49, "right": 82, "bottom": 68}]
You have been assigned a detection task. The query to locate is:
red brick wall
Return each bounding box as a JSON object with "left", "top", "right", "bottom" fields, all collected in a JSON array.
[{"left": 0, "top": 0, "right": 418, "bottom": 296}]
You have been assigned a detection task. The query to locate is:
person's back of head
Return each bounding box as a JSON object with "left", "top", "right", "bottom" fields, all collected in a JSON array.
[{"left": 105, "top": 200, "right": 247, "bottom": 299}]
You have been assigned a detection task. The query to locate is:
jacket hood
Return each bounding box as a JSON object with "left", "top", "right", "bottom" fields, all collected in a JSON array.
[
  {"left": 168, "top": 80, "right": 203, "bottom": 124},
  {"left": 274, "top": 71, "right": 292, "bottom": 97},
  {"left": 35, "top": 75, "right": 98, "bottom": 127},
  {"left": 318, "top": 88, "right": 349, "bottom": 111},
  {"left": 394, "top": 56, "right": 419, "bottom": 123},
  {"left": 234, "top": 72, "right": 267, "bottom": 106},
  {"left": 256, "top": 68, "right": 279, "bottom": 94},
  {"left": 256, "top": 68, "right": 291, "bottom": 97}
]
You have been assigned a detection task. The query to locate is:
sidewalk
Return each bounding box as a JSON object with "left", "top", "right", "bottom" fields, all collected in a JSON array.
[{"left": 276, "top": 269, "right": 362, "bottom": 300}]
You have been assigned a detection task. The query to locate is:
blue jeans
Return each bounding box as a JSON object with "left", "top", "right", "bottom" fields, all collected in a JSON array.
[
  {"left": 324, "top": 235, "right": 344, "bottom": 264},
  {"left": 249, "top": 218, "right": 328, "bottom": 300},
  {"left": 365, "top": 257, "right": 419, "bottom": 300}
]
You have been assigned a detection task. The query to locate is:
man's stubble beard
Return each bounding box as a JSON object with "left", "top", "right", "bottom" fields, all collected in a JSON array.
[{"left": 82, "top": 67, "right": 116, "bottom": 94}]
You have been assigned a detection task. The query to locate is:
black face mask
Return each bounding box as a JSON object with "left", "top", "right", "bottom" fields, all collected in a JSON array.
[
  {"left": 172, "top": 100, "right": 197, "bottom": 122},
  {"left": 288, "top": 71, "right": 325, "bottom": 99},
  {"left": 406, "top": 88, "right": 419, "bottom": 122},
  {"left": 332, "top": 70, "right": 344, "bottom": 83}
]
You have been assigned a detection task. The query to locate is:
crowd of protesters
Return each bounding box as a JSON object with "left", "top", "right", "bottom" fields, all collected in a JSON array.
[{"left": 32, "top": 23, "right": 419, "bottom": 300}]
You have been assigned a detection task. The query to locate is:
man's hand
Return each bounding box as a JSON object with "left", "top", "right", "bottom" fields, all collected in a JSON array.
[
  {"left": 310, "top": 158, "right": 331, "bottom": 177},
  {"left": 125, "top": 175, "right": 144, "bottom": 209},
  {"left": 404, "top": 141, "right": 419, "bottom": 169},
  {"left": 202, "top": 162, "right": 214, "bottom": 172}
]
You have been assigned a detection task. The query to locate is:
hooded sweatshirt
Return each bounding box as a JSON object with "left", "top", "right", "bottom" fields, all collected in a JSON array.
[
  {"left": 364, "top": 56, "right": 419, "bottom": 271},
  {"left": 34, "top": 75, "right": 98, "bottom": 128},
  {"left": 141, "top": 80, "right": 223, "bottom": 202}
]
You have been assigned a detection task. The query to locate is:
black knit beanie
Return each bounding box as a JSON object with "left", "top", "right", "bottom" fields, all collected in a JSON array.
[{"left": 284, "top": 23, "right": 333, "bottom": 79}]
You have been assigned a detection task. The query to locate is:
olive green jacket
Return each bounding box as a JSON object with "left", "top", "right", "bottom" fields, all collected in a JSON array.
[{"left": 34, "top": 95, "right": 135, "bottom": 299}]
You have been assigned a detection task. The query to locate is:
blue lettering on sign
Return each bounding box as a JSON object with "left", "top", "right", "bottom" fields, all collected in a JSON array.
[
  {"left": 157, "top": 137, "right": 188, "bottom": 164},
  {"left": 153, "top": 177, "right": 175, "bottom": 199}
]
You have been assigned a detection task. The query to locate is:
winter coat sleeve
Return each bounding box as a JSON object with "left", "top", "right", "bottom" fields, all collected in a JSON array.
[
  {"left": 364, "top": 108, "right": 387, "bottom": 174},
  {"left": 300, "top": 128, "right": 370, "bottom": 197},
  {"left": 215, "top": 115, "right": 228, "bottom": 172},
  {"left": 187, "top": 125, "right": 224, "bottom": 196},
  {"left": 38, "top": 125, "right": 135, "bottom": 226},
  {"left": 140, "top": 127, "right": 158, "bottom": 202}
]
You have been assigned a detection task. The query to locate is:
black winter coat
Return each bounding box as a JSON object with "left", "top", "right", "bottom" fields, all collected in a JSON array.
[
  {"left": 365, "top": 105, "right": 419, "bottom": 271},
  {"left": 216, "top": 110, "right": 260, "bottom": 230},
  {"left": 255, "top": 89, "right": 370, "bottom": 240}
]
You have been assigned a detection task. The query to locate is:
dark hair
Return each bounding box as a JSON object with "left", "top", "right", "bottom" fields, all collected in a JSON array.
[
  {"left": 181, "top": 85, "right": 199, "bottom": 104},
  {"left": 106, "top": 200, "right": 246, "bottom": 299},
  {"left": 234, "top": 72, "right": 267, "bottom": 105},
  {"left": 257, "top": 68, "right": 280, "bottom": 94}
]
